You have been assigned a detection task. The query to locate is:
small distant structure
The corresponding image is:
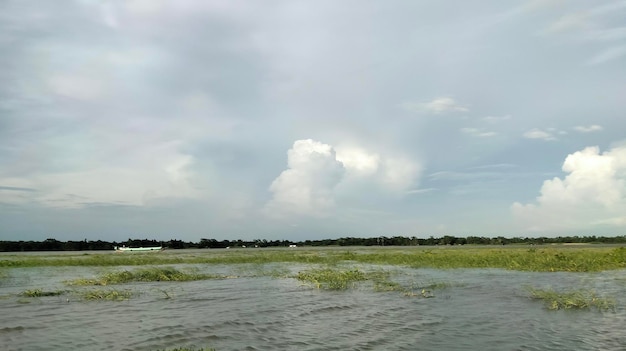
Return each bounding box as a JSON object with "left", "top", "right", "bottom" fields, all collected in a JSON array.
[
  {"left": 114, "top": 245, "right": 163, "bottom": 252},
  {"left": 289, "top": 244, "right": 297, "bottom": 248}
]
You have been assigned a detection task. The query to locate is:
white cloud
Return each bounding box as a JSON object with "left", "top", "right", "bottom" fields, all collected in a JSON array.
[
  {"left": 48, "top": 74, "right": 107, "bottom": 101},
  {"left": 587, "top": 45, "right": 626, "bottom": 65},
  {"left": 265, "top": 139, "right": 345, "bottom": 217},
  {"left": 0, "top": 140, "right": 200, "bottom": 209},
  {"left": 401, "top": 97, "right": 468, "bottom": 114},
  {"left": 335, "top": 146, "right": 380, "bottom": 177},
  {"left": 512, "top": 145, "right": 626, "bottom": 231},
  {"left": 545, "top": 12, "right": 589, "bottom": 33},
  {"left": 585, "top": 27, "right": 626, "bottom": 42},
  {"left": 573, "top": 125, "right": 604, "bottom": 133},
  {"left": 406, "top": 188, "right": 436, "bottom": 195},
  {"left": 483, "top": 115, "right": 511, "bottom": 123},
  {"left": 523, "top": 128, "right": 556, "bottom": 141},
  {"left": 461, "top": 127, "right": 497, "bottom": 138},
  {"left": 381, "top": 157, "right": 420, "bottom": 191},
  {"left": 265, "top": 140, "right": 421, "bottom": 217}
]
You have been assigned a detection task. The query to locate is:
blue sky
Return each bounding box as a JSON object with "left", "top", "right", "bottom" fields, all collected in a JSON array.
[{"left": 1, "top": 0, "right": 625, "bottom": 242}]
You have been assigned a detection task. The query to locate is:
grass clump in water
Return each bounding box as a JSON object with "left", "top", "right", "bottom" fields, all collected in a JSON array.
[
  {"left": 527, "top": 287, "right": 615, "bottom": 311},
  {"left": 80, "top": 288, "right": 133, "bottom": 301},
  {"left": 296, "top": 268, "right": 370, "bottom": 290},
  {"left": 20, "top": 288, "right": 67, "bottom": 297},
  {"left": 372, "top": 279, "right": 451, "bottom": 298},
  {"left": 68, "top": 267, "right": 225, "bottom": 286},
  {"left": 296, "top": 266, "right": 450, "bottom": 297},
  {"left": 155, "top": 347, "right": 215, "bottom": 351}
]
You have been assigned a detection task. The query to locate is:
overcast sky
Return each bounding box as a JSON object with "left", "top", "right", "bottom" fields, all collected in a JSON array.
[{"left": 1, "top": 0, "right": 625, "bottom": 242}]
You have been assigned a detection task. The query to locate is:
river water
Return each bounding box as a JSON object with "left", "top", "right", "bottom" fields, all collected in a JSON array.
[{"left": 1, "top": 259, "right": 625, "bottom": 350}]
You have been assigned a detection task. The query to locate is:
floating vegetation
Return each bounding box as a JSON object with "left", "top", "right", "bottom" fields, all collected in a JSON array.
[
  {"left": 233, "top": 264, "right": 291, "bottom": 278},
  {"left": 372, "top": 278, "right": 451, "bottom": 297},
  {"left": 20, "top": 289, "right": 67, "bottom": 297},
  {"left": 152, "top": 287, "right": 183, "bottom": 300},
  {"left": 67, "top": 267, "right": 228, "bottom": 286},
  {"left": 527, "top": 287, "right": 616, "bottom": 311},
  {"left": 296, "top": 268, "right": 370, "bottom": 290},
  {"left": 80, "top": 288, "right": 133, "bottom": 301},
  {"left": 295, "top": 266, "right": 452, "bottom": 298},
  {"left": 2, "top": 246, "right": 626, "bottom": 272}
]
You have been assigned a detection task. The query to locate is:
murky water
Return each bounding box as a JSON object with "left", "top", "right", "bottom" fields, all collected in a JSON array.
[{"left": 1, "top": 260, "right": 625, "bottom": 351}]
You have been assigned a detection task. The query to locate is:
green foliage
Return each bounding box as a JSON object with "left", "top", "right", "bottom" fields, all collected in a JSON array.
[
  {"left": 2, "top": 246, "right": 626, "bottom": 272},
  {"left": 80, "top": 288, "right": 133, "bottom": 301},
  {"left": 295, "top": 266, "right": 452, "bottom": 299},
  {"left": 67, "top": 267, "right": 227, "bottom": 286},
  {"left": 296, "top": 268, "right": 369, "bottom": 290},
  {"left": 20, "top": 288, "right": 67, "bottom": 297},
  {"left": 527, "top": 287, "right": 616, "bottom": 311}
]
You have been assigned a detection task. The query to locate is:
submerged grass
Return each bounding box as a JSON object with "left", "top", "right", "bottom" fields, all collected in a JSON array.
[
  {"left": 527, "top": 287, "right": 616, "bottom": 311},
  {"left": 295, "top": 266, "right": 449, "bottom": 298},
  {"left": 67, "top": 267, "right": 227, "bottom": 286},
  {"left": 20, "top": 288, "right": 67, "bottom": 297},
  {"left": 80, "top": 288, "right": 133, "bottom": 301},
  {"left": 2, "top": 246, "right": 626, "bottom": 272},
  {"left": 296, "top": 268, "right": 371, "bottom": 290}
]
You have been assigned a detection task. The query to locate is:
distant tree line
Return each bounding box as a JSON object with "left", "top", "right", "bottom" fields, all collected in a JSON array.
[{"left": 0, "top": 235, "right": 625, "bottom": 252}]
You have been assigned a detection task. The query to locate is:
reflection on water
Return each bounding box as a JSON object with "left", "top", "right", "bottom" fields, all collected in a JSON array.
[{"left": 1, "top": 263, "right": 625, "bottom": 351}]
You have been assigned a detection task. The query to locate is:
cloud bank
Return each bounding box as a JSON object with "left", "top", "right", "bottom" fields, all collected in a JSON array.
[{"left": 512, "top": 145, "right": 626, "bottom": 231}]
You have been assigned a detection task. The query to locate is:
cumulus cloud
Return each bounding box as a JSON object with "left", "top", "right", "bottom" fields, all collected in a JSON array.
[
  {"left": 461, "top": 127, "right": 497, "bottom": 138},
  {"left": 335, "top": 146, "right": 380, "bottom": 177},
  {"left": 573, "top": 125, "right": 604, "bottom": 133},
  {"left": 265, "top": 139, "right": 345, "bottom": 217},
  {"left": 265, "top": 139, "right": 421, "bottom": 217},
  {"left": 401, "top": 97, "right": 468, "bottom": 114},
  {"left": 523, "top": 128, "right": 557, "bottom": 141},
  {"left": 512, "top": 145, "right": 626, "bottom": 231},
  {"left": 337, "top": 146, "right": 421, "bottom": 193}
]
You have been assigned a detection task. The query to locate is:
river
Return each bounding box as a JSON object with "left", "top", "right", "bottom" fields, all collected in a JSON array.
[{"left": 1, "top": 259, "right": 625, "bottom": 350}]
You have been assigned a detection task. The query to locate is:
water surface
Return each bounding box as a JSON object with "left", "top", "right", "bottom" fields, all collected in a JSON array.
[{"left": 1, "top": 260, "right": 625, "bottom": 350}]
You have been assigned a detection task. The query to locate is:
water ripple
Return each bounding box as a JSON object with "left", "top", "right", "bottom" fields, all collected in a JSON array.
[{"left": 1, "top": 267, "right": 626, "bottom": 350}]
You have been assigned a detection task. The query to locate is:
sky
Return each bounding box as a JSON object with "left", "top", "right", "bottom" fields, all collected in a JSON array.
[{"left": 1, "top": 0, "right": 625, "bottom": 242}]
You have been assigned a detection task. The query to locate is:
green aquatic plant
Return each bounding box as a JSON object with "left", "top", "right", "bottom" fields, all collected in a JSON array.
[
  {"left": 373, "top": 279, "right": 405, "bottom": 292},
  {"left": 2, "top": 246, "right": 626, "bottom": 272},
  {"left": 155, "top": 347, "right": 215, "bottom": 351},
  {"left": 527, "top": 287, "right": 616, "bottom": 311},
  {"left": 20, "top": 288, "right": 67, "bottom": 297},
  {"left": 296, "top": 268, "right": 369, "bottom": 290},
  {"left": 232, "top": 264, "right": 291, "bottom": 278},
  {"left": 80, "top": 288, "right": 133, "bottom": 301},
  {"left": 372, "top": 278, "right": 451, "bottom": 297},
  {"left": 67, "top": 267, "right": 228, "bottom": 286}
]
